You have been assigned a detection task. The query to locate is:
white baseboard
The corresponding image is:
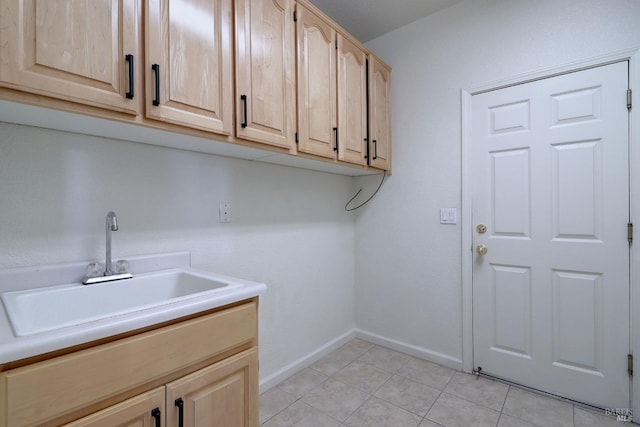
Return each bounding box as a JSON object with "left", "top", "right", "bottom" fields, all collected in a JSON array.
[
  {"left": 259, "top": 328, "right": 465, "bottom": 394},
  {"left": 355, "top": 329, "right": 463, "bottom": 371},
  {"left": 259, "top": 329, "right": 356, "bottom": 393}
]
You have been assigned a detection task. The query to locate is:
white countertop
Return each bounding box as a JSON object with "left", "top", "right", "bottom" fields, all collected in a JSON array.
[{"left": 0, "top": 252, "right": 266, "bottom": 364}]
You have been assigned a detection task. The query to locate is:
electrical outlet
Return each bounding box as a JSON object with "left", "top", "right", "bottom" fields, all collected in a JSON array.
[{"left": 219, "top": 202, "right": 232, "bottom": 223}]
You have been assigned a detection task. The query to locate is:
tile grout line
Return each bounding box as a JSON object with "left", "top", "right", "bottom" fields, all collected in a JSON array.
[
  {"left": 327, "top": 343, "right": 420, "bottom": 426},
  {"left": 419, "top": 371, "right": 454, "bottom": 426},
  {"left": 264, "top": 339, "right": 608, "bottom": 427},
  {"left": 494, "top": 384, "right": 512, "bottom": 427}
]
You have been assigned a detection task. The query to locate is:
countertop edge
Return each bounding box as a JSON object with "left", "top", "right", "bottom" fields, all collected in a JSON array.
[{"left": 0, "top": 283, "right": 266, "bottom": 365}]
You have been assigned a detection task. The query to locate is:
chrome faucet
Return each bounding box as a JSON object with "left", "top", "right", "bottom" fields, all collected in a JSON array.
[
  {"left": 83, "top": 211, "right": 133, "bottom": 285},
  {"left": 105, "top": 211, "right": 118, "bottom": 276}
]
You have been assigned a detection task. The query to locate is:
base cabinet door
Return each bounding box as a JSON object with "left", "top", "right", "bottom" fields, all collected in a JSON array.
[
  {"left": 145, "top": 0, "right": 233, "bottom": 134},
  {"left": 166, "top": 349, "right": 258, "bottom": 427},
  {"left": 235, "top": 0, "right": 296, "bottom": 149},
  {"left": 368, "top": 55, "right": 392, "bottom": 171},
  {"left": 337, "top": 34, "right": 368, "bottom": 166},
  {"left": 0, "top": 0, "right": 140, "bottom": 114},
  {"left": 63, "top": 387, "right": 165, "bottom": 427}
]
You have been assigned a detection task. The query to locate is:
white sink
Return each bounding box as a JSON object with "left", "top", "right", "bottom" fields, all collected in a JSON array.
[{"left": 1, "top": 269, "right": 242, "bottom": 336}]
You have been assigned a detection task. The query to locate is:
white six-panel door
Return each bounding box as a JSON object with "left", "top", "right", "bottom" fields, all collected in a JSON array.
[{"left": 472, "top": 61, "right": 630, "bottom": 409}]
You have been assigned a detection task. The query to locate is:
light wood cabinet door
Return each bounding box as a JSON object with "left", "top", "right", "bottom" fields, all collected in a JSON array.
[
  {"left": 337, "top": 34, "right": 368, "bottom": 166},
  {"left": 146, "top": 0, "right": 233, "bottom": 134},
  {"left": 369, "top": 55, "right": 392, "bottom": 171},
  {"left": 235, "top": 0, "right": 296, "bottom": 149},
  {"left": 63, "top": 387, "right": 165, "bottom": 427},
  {"left": 166, "top": 348, "right": 258, "bottom": 427},
  {"left": 0, "top": 0, "right": 140, "bottom": 114},
  {"left": 296, "top": 4, "right": 336, "bottom": 159}
]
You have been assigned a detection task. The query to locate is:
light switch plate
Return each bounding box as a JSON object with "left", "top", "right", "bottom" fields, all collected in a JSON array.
[{"left": 440, "top": 208, "right": 457, "bottom": 224}]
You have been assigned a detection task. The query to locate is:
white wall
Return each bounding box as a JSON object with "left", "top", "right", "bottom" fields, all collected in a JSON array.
[
  {"left": 357, "top": 0, "right": 640, "bottom": 366},
  {"left": 4, "top": 0, "right": 640, "bottom": 392},
  {"left": 0, "top": 122, "right": 356, "bottom": 383}
]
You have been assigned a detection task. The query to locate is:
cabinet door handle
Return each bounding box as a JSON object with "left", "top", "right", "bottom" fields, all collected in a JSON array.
[
  {"left": 240, "top": 95, "right": 248, "bottom": 128},
  {"left": 373, "top": 139, "right": 378, "bottom": 160},
  {"left": 333, "top": 127, "right": 338, "bottom": 152},
  {"left": 125, "top": 54, "right": 134, "bottom": 99},
  {"left": 175, "top": 397, "right": 184, "bottom": 427},
  {"left": 152, "top": 64, "right": 160, "bottom": 106},
  {"left": 151, "top": 408, "right": 161, "bottom": 427}
]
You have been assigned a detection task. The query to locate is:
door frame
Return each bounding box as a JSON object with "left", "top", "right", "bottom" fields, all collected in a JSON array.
[{"left": 461, "top": 47, "right": 640, "bottom": 413}]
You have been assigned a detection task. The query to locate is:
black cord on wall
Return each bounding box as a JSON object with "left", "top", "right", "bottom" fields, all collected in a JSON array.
[{"left": 345, "top": 171, "right": 386, "bottom": 211}]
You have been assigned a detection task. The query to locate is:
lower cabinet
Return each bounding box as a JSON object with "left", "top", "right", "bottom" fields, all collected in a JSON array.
[
  {"left": 63, "top": 387, "right": 166, "bottom": 427},
  {"left": 166, "top": 349, "right": 257, "bottom": 427},
  {"left": 63, "top": 349, "right": 258, "bottom": 427},
  {"left": 0, "top": 299, "right": 259, "bottom": 427}
]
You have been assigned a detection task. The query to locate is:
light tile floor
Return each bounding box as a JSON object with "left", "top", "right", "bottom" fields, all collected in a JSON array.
[{"left": 260, "top": 339, "right": 622, "bottom": 427}]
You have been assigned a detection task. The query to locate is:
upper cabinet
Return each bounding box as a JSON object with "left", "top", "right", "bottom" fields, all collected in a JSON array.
[
  {"left": 0, "top": 0, "right": 391, "bottom": 173},
  {"left": 235, "top": 0, "right": 296, "bottom": 149},
  {"left": 145, "top": 0, "right": 234, "bottom": 134},
  {"left": 295, "top": 3, "right": 336, "bottom": 159},
  {"left": 0, "top": 0, "right": 140, "bottom": 115},
  {"left": 369, "top": 55, "right": 392, "bottom": 171},
  {"left": 296, "top": 4, "right": 373, "bottom": 168},
  {"left": 336, "top": 34, "right": 368, "bottom": 166}
]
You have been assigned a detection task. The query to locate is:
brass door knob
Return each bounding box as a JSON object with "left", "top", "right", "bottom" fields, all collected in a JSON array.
[{"left": 476, "top": 244, "right": 488, "bottom": 256}]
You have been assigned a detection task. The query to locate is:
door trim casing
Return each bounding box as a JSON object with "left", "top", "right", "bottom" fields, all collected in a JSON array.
[{"left": 461, "top": 46, "right": 640, "bottom": 413}]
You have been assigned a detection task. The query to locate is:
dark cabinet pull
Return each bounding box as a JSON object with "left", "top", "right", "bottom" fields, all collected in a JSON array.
[
  {"left": 125, "top": 54, "right": 134, "bottom": 99},
  {"left": 151, "top": 408, "right": 161, "bottom": 427},
  {"left": 373, "top": 139, "right": 378, "bottom": 160},
  {"left": 333, "top": 127, "right": 338, "bottom": 152},
  {"left": 152, "top": 64, "right": 160, "bottom": 106},
  {"left": 240, "top": 95, "right": 248, "bottom": 128},
  {"left": 175, "top": 397, "right": 184, "bottom": 427}
]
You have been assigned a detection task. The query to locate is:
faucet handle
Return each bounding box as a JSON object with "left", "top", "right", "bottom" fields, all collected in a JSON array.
[
  {"left": 115, "top": 260, "right": 130, "bottom": 274},
  {"left": 86, "top": 262, "right": 103, "bottom": 278}
]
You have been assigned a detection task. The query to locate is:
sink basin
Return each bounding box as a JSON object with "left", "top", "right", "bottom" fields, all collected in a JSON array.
[{"left": 1, "top": 269, "right": 242, "bottom": 336}]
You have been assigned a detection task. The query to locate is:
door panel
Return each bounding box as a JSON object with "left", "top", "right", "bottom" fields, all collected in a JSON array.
[
  {"left": 551, "top": 270, "right": 602, "bottom": 373},
  {"left": 472, "top": 61, "right": 629, "bottom": 409},
  {"left": 491, "top": 148, "right": 531, "bottom": 237},
  {"left": 491, "top": 265, "right": 532, "bottom": 358}
]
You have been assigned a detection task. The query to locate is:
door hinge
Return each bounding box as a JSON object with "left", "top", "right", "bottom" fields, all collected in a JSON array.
[
  {"left": 628, "top": 354, "right": 633, "bottom": 376},
  {"left": 293, "top": 10, "right": 297, "bottom": 22},
  {"left": 628, "top": 89, "right": 632, "bottom": 110},
  {"left": 628, "top": 223, "right": 633, "bottom": 245}
]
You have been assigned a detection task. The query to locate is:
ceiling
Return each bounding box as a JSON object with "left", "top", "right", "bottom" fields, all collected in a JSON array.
[{"left": 308, "top": 0, "right": 464, "bottom": 42}]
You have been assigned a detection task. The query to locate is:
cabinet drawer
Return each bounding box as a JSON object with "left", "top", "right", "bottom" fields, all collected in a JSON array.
[{"left": 0, "top": 301, "right": 256, "bottom": 427}]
